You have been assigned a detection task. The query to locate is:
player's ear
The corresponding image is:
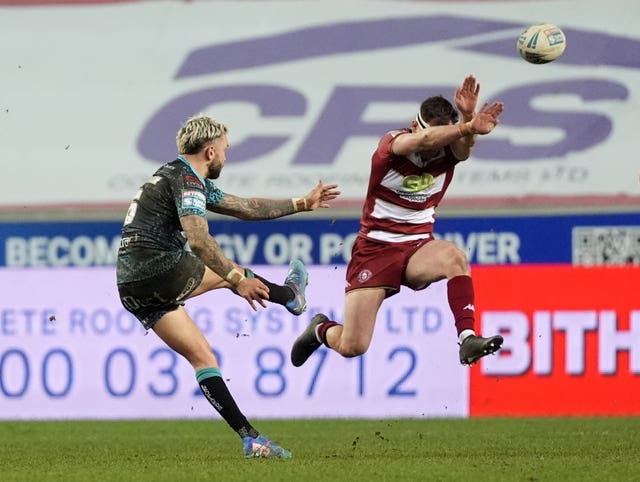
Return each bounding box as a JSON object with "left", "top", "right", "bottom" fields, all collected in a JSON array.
[{"left": 411, "top": 119, "right": 419, "bottom": 133}]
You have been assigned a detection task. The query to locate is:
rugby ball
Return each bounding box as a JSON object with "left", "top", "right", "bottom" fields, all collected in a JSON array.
[{"left": 517, "top": 23, "right": 566, "bottom": 64}]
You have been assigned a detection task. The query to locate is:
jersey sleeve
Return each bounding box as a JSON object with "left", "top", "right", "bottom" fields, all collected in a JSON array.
[
  {"left": 375, "top": 130, "right": 410, "bottom": 159},
  {"left": 204, "top": 179, "right": 225, "bottom": 209},
  {"left": 373, "top": 130, "right": 408, "bottom": 168},
  {"left": 375, "top": 132, "right": 396, "bottom": 159},
  {"left": 173, "top": 171, "right": 207, "bottom": 218}
]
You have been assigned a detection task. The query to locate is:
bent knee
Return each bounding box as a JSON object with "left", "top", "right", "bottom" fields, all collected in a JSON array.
[
  {"left": 337, "top": 340, "right": 369, "bottom": 358},
  {"left": 446, "top": 245, "right": 470, "bottom": 273}
]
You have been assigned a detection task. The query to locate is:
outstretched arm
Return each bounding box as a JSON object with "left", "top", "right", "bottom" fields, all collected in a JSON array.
[
  {"left": 208, "top": 180, "right": 340, "bottom": 220},
  {"left": 392, "top": 101, "right": 503, "bottom": 159}
]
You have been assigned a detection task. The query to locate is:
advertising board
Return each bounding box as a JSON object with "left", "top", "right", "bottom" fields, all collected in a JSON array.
[
  {"left": 1, "top": 265, "right": 637, "bottom": 419},
  {"left": 1, "top": 213, "right": 638, "bottom": 267}
]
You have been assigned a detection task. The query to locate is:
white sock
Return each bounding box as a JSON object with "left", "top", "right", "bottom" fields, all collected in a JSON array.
[{"left": 459, "top": 329, "right": 475, "bottom": 344}]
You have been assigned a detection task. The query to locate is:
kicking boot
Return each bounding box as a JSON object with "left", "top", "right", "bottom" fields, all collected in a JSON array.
[
  {"left": 243, "top": 434, "right": 292, "bottom": 459},
  {"left": 284, "top": 259, "right": 308, "bottom": 315},
  {"left": 290, "top": 313, "right": 328, "bottom": 367},
  {"left": 459, "top": 334, "right": 504, "bottom": 365}
]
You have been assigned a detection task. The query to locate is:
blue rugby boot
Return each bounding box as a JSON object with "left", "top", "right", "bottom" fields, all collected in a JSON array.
[
  {"left": 243, "top": 435, "right": 292, "bottom": 459},
  {"left": 284, "top": 259, "right": 308, "bottom": 315}
]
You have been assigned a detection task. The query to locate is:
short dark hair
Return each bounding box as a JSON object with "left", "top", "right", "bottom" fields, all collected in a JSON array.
[{"left": 418, "top": 95, "right": 459, "bottom": 126}]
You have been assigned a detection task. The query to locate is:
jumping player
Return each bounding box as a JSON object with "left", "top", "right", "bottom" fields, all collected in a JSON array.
[{"left": 291, "top": 75, "right": 504, "bottom": 369}]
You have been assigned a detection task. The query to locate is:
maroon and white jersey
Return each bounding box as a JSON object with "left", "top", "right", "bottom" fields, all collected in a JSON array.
[{"left": 359, "top": 128, "right": 462, "bottom": 243}]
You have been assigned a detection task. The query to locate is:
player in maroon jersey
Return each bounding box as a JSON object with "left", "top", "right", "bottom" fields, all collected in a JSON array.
[{"left": 291, "top": 75, "right": 505, "bottom": 367}]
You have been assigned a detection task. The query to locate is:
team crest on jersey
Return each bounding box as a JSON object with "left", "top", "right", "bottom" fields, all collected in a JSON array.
[{"left": 358, "top": 269, "right": 372, "bottom": 283}]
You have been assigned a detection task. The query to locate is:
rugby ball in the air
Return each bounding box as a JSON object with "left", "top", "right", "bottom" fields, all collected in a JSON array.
[{"left": 517, "top": 23, "right": 566, "bottom": 64}]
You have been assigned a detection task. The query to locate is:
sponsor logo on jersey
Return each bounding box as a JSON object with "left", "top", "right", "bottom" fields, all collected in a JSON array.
[
  {"left": 181, "top": 190, "right": 206, "bottom": 212},
  {"left": 185, "top": 175, "right": 203, "bottom": 188}
]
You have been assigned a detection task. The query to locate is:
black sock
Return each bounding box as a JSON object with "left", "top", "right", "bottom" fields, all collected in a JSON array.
[
  {"left": 196, "top": 368, "right": 259, "bottom": 439},
  {"left": 248, "top": 271, "right": 294, "bottom": 305}
]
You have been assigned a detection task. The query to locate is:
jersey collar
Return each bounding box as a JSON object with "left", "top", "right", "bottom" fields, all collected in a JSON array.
[{"left": 177, "top": 155, "right": 207, "bottom": 185}]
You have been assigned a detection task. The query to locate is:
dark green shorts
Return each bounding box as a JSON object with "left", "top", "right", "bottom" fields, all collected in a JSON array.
[{"left": 117, "top": 251, "right": 205, "bottom": 330}]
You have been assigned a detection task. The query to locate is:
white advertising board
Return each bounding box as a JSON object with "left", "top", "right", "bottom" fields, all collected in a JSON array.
[
  {"left": 0, "top": 266, "right": 467, "bottom": 419},
  {"left": 1, "top": 1, "right": 639, "bottom": 209}
]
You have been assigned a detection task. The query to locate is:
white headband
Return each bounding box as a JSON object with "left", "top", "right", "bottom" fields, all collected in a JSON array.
[{"left": 416, "top": 111, "right": 428, "bottom": 128}]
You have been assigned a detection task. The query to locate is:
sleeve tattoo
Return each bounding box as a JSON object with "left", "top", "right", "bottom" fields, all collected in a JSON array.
[{"left": 209, "top": 193, "right": 297, "bottom": 220}]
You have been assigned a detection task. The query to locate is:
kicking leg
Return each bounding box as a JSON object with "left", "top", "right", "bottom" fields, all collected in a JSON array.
[{"left": 190, "top": 261, "right": 308, "bottom": 316}]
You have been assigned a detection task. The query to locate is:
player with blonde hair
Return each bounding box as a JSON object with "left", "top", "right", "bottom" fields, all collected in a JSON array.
[{"left": 117, "top": 114, "right": 340, "bottom": 458}]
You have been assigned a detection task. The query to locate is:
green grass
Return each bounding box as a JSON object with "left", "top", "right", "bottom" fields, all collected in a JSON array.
[{"left": 1, "top": 418, "right": 639, "bottom": 481}]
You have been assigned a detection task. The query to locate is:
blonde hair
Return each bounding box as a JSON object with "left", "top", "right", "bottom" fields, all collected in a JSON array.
[{"left": 176, "top": 114, "right": 228, "bottom": 154}]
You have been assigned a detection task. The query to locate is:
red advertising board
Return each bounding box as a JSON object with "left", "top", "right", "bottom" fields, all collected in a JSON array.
[{"left": 470, "top": 265, "right": 640, "bottom": 416}]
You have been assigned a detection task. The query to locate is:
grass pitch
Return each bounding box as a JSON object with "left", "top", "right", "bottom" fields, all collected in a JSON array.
[{"left": 2, "top": 417, "right": 638, "bottom": 481}]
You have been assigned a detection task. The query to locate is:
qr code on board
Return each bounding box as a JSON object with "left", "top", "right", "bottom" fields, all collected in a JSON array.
[{"left": 572, "top": 226, "right": 640, "bottom": 265}]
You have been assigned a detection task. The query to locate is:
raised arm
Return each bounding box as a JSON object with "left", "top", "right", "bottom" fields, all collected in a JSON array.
[
  {"left": 451, "top": 74, "right": 481, "bottom": 158},
  {"left": 393, "top": 100, "right": 504, "bottom": 159},
  {"left": 454, "top": 74, "right": 480, "bottom": 123}
]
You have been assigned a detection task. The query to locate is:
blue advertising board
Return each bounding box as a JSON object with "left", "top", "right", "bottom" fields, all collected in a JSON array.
[{"left": 0, "top": 212, "right": 638, "bottom": 267}]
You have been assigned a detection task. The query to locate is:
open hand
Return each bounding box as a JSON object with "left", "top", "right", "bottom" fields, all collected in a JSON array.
[
  {"left": 454, "top": 75, "right": 480, "bottom": 120},
  {"left": 234, "top": 277, "right": 269, "bottom": 311},
  {"left": 304, "top": 180, "right": 341, "bottom": 210},
  {"left": 469, "top": 101, "right": 505, "bottom": 135}
]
